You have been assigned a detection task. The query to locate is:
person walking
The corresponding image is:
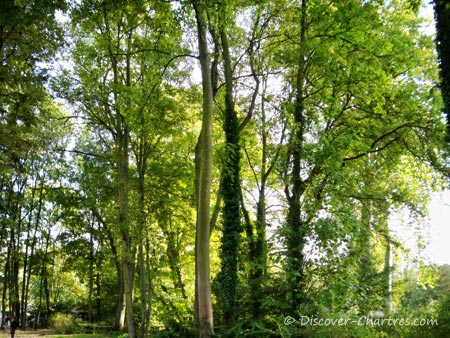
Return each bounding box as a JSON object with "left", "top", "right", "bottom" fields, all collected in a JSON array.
[
  {"left": 4, "top": 314, "right": 10, "bottom": 329},
  {"left": 10, "top": 317, "right": 18, "bottom": 338}
]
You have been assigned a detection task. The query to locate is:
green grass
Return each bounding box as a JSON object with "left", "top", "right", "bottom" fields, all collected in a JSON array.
[
  {"left": 0, "top": 329, "right": 125, "bottom": 338},
  {"left": 47, "top": 335, "right": 121, "bottom": 338},
  {"left": 48, "top": 335, "right": 108, "bottom": 338}
]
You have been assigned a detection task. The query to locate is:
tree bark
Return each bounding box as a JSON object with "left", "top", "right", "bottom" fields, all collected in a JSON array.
[
  {"left": 192, "top": 0, "right": 214, "bottom": 336},
  {"left": 117, "top": 123, "right": 136, "bottom": 338},
  {"left": 218, "top": 21, "right": 241, "bottom": 327},
  {"left": 433, "top": 0, "right": 450, "bottom": 140},
  {"left": 285, "top": 0, "right": 308, "bottom": 312},
  {"left": 248, "top": 77, "right": 277, "bottom": 319}
]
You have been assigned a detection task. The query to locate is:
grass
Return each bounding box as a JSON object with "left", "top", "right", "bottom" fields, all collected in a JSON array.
[
  {"left": 47, "top": 335, "right": 120, "bottom": 338},
  {"left": 0, "top": 329, "right": 125, "bottom": 338}
]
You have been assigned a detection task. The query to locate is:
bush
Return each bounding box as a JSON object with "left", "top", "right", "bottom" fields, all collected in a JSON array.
[
  {"left": 49, "top": 313, "right": 79, "bottom": 334},
  {"left": 433, "top": 294, "right": 450, "bottom": 337}
]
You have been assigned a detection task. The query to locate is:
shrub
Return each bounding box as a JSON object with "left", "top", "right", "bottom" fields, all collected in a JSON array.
[{"left": 49, "top": 313, "right": 79, "bottom": 334}]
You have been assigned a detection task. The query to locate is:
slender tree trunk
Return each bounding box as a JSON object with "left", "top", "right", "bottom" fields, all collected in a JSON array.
[
  {"left": 433, "top": 0, "right": 450, "bottom": 140},
  {"left": 285, "top": 0, "right": 308, "bottom": 313},
  {"left": 22, "top": 177, "right": 44, "bottom": 327},
  {"left": 166, "top": 217, "right": 187, "bottom": 300},
  {"left": 192, "top": 1, "right": 214, "bottom": 336},
  {"left": 37, "top": 230, "right": 51, "bottom": 328},
  {"left": 118, "top": 276, "right": 126, "bottom": 330},
  {"left": 8, "top": 178, "right": 23, "bottom": 321},
  {"left": 96, "top": 269, "right": 101, "bottom": 322},
  {"left": 138, "top": 243, "right": 147, "bottom": 338},
  {"left": 1, "top": 176, "right": 7, "bottom": 329},
  {"left": 21, "top": 184, "right": 35, "bottom": 327},
  {"left": 248, "top": 158, "right": 268, "bottom": 319},
  {"left": 249, "top": 78, "right": 271, "bottom": 319},
  {"left": 11, "top": 248, "right": 20, "bottom": 320},
  {"left": 96, "top": 217, "right": 125, "bottom": 331},
  {"left": 218, "top": 23, "right": 241, "bottom": 327},
  {"left": 136, "top": 138, "right": 150, "bottom": 338},
  {"left": 383, "top": 237, "right": 392, "bottom": 314},
  {"left": 380, "top": 203, "right": 392, "bottom": 315},
  {"left": 88, "top": 227, "right": 94, "bottom": 322},
  {"left": 145, "top": 238, "right": 154, "bottom": 333},
  {"left": 9, "top": 205, "right": 22, "bottom": 322},
  {"left": 44, "top": 267, "right": 50, "bottom": 326},
  {"left": 357, "top": 201, "right": 373, "bottom": 315},
  {"left": 137, "top": 166, "right": 151, "bottom": 337},
  {"left": 109, "top": 25, "right": 136, "bottom": 338},
  {"left": 104, "top": 225, "right": 125, "bottom": 331},
  {"left": 2, "top": 252, "right": 10, "bottom": 329},
  {"left": 117, "top": 124, "right": 135, "bottom": 338},
  {"left": 194, "top": 139, "right": 201, "bottom": 329}
]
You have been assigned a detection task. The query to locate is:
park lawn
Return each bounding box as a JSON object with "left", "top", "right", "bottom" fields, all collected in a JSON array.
[
  {"left": 47, "top": 335, "right": 118, "bottom": 338},
  {"left": 0, "top": 330, "right": 121, "bottom": 338}
]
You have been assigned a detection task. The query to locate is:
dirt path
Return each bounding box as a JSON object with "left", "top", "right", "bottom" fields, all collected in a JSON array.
[{"left": 0, "top": 329, "right": 58, "bottom": 338}]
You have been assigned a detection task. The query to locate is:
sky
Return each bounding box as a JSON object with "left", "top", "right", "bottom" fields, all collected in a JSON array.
[{"left": 426, "top": 191, "right": 450, "bottom": 265}]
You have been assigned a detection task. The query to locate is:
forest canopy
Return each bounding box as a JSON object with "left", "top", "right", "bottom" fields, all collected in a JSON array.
[{"left": 0, "top": 0, "right": 449, "bottom": 337}]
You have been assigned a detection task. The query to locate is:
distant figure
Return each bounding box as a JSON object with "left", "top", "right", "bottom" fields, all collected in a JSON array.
[
  {"left": 10, "top": 317, "right": 18, "bottom": 338},
  {"left": 4, "top": 314, "right": 10, "bottom": 329}
]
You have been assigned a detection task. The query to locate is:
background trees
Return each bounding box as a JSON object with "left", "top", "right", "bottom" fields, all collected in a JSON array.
[{"left": 0, "top": 0, "right": 448, "bottom": 337}]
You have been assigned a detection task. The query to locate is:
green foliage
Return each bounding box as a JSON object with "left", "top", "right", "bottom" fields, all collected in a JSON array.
[
  {"left": 433, "top": 294, "right": 450, "bottom": 337},
  {"left": 0, "top": 0, "right": 66, "bottom": 171},
  {"left": 49, "top": 313, "right": 81, "bottom": 334},
  {"left": 0, "top": 1, "right": 448, "bottom": 337}
]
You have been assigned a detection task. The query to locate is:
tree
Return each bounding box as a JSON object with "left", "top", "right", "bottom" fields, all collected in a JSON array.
[
  {"left": 210, "top": 1, "right": 243, "bottom": 327},
  {"left": 0, "top": 0, "right": 65, "bottom": 171},
  {"left": 0, "top": 0, "right": 448, "bottom": 336},
  {"left": 191, "top": 0, "right": 215, "bottom": 336},
  {"left": 434, "top": 0, "right": 450, "bottom": 141},
  {"left": 265, "top": 0, "right": 445, "bottom": 315},
  {"left": 69, "top": 0, "right": 191, "bottom": 334}
]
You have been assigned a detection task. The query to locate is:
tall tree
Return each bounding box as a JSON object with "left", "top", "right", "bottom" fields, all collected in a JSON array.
[
  {"left": 268, "top": 0, "right": 445, "bottom": 315},
  {"left": 212, "top": 1, "right": 242, "bottom": 327},
  {"left": 284, "top": 0, "right": 309, "bottom": 312},
  {"left": 434, "top": 0, "right": 450, "bottom": 141},
  {"left": 69, "top": 2, "right": 139, "bottom": 336},
  {"left": 191, "top": 0, "right": 214, "bottom": 336},
  {"left": 0, "top": 0, "right": 65, "bottom": 172}
]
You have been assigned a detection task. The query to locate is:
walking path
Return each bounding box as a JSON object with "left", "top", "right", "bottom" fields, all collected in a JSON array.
[{"left": 0, "top": 329, "right": 58, "bottom": 338}]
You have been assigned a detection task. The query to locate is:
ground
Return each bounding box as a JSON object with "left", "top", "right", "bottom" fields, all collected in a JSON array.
[{"left": 0, "top": 330, "right": 57, "bottom": 338}]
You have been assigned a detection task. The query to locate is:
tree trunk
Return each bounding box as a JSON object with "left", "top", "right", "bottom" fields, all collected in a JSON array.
[
  {"left": 357, "top": 201, "right": 373, "bottom": 314},
  {"left": 166, "top": 217, "right": 187, "bottom": 300},
  {"left": 433, "top": 0, "right": 450, "bottom": 140},
  {"left": 117, "top": 124, "right": 136, "bottom": 338},
  {"left": 383, "top": 236, "right": 393, "bottom": 314},
  {"left": 22, "top": 177, "right": 44, "bottom": 327},
  {"left": 285, "top": 0, "right": 308, "bottom": 312},
  {"left": 145, "top": 238, "right": 154, "bottom": 334},
  {"left": 10, "top": 226, "right": 21, "bottom": 320},
  {"left": 109, "top": 25, "right": 136, "bottom": 337},
  {"left": 218, "top": 23, "right": 241, "bottom": 327},
  {"left": 96, "top": 270, "right": 101, "bottom": 322},
  {"left": 2, "top": 251, "right": 10, "bottom": 329},
  {"left": 381, "top": 203, "right": 392, "bottom": 315},
  {"left": 135, "top": 136, "right": 152, "bottom": 338},
  {"left": 192, "top": 1, "right": 214, "bottom": 336},
  {"left": 249, "top": 78, "right": 272, "bottom": 319},
  {"left": 96, "top": 215, "right": 125, "bottom": 331},
  {"left": 88, "top": 227, "right": 95, "bottom": 322}
]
